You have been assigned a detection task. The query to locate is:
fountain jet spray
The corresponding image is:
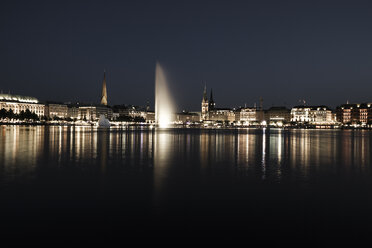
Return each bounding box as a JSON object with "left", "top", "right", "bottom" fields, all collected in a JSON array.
[{"left": 155, "top": 62, "right": 174, "bottom": 128}]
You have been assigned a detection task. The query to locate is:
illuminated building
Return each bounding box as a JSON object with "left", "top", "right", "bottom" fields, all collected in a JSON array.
[
  {"left": 291, "top": 105, "right": 334, "bottom": 124},
  {"left": 201, "top": 85, "right": 209, "bottom": 121},
  {"left": 336, "top": 103, "right": 372, "bottom": 124},
  {"left": 336, "top": 105, "right": 352, "bottom": 123},
  {"left": 176, "top": 111, "right": 200, "bottom": 123},
  {"left": 45, "top": 103, "right": 68, "bottom": 119},
  {"left": 67, "top": 105, "right": 80, "bottom": 119},
  {"left": 119, "top": 105, "right": 148, "bottom": 119},
  {"left": 311, "top": 106, "right": 334, "bottom": 124},
  {"left": 0, "top": 93, "right": 45, "bottom": 117},
  {"left": 200, "top": 87, "right": 234, "bottom": 123},
  {"left": 255, "top": 97, "right": 265, "bottom": 123},
  {"left": 113, "top": 105, "right": 155, "bottom": 122},
  {"left": 265, "top": 107, "right": 291, "bottom": 125},
  {"left": 146, "top": 111, "right": 155, "bottom": 123},
  {"left": 236, "top": 107, "right": 257, "bottom": 125},
  {"left": 79, "top": 105, "right": 113, "bottom": 121},
  {"left": 208, "top": 108, "right": 235, "bottom": 122},
  {"left": 291, "top": 106, "right": 312, "bottom": 122}
]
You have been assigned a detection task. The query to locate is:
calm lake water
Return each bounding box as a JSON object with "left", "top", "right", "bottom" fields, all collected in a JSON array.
[{"left": 1, "top": 126, "right": 372, "bottom": 243}]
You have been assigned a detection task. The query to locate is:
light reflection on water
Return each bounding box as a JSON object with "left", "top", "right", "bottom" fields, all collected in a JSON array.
[
  {"left": 1, "top": 125, "right": 372, "bottom": 240},
  {"left": 0, "top": 126, "right": 371, "bottom": 184}
]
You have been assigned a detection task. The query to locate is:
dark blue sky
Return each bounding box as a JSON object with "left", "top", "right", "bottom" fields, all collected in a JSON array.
[{"left": 1, "top": 0, "right": 372, "bottom": 110}]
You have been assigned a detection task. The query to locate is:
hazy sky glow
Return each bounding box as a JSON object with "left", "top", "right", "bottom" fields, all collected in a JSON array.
[{"left": 1, "top": 0, "right": 372, "bottom": 110}]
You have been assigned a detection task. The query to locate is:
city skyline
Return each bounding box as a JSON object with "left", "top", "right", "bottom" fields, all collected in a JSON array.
[
  {"left": 2, "top": 2, "right": 372, "bottom": 243},
  {"left": 1, "top": 1, "right": 372, "bottom": 109}
]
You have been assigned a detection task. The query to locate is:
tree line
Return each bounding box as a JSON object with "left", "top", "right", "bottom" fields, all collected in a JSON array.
[
  {"left": 1, "top": 108, "right": 147, "bottom": 123},
  {"left": 0, "top": 108, "right": 39, "bottom": 121}
]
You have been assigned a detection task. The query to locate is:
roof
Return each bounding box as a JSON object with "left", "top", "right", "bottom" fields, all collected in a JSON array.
[
  {"left": 337, "top": 103, "right": 372, "bottom": 109},
  {"left": 292, "top": 105, "right": 331, "bottom": 110},
  {"left": 0, "top": 93, "right": 39, "bottom": 103}
]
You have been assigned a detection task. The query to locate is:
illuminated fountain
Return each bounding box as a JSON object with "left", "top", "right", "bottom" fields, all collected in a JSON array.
[{"left": 155, "top": 62, "right": 175, "bottom": 128}]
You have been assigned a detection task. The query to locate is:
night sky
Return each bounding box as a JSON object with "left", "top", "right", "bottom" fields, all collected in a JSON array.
[{"left": 1, "top": 0, "right": 372, "bottom": 110}]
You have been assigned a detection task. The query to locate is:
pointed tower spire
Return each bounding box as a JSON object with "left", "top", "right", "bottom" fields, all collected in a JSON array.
[
  {"left": 209, "top": 88, "right": 215, "bottom": 110},
  {"left": 201, "top": 81, "right": 209, "bottom": 121},
  {"left": 202, "top": 82, "right": 208, "bottom": 101},
  {"left": 100, "top": 71, "right": 108, "bottom": 106}
]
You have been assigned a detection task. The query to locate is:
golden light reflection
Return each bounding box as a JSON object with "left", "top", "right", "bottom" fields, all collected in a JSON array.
[
  {"left": 262, "top": 128, "right": 266, "bottom": 180},
  {"left": 0, "top": 126, "right": 370, "bottom": 187},
  {"left": 153, "top": 130, "right": 173, "bottom": 208}
]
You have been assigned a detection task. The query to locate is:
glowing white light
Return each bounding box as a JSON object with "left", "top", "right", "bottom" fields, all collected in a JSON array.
[
  {"left": 157, "top": 113, "right": 172, "bottom": 128},
  {"left": 155, "top": 62, "right": 174, "bottom": 128}
]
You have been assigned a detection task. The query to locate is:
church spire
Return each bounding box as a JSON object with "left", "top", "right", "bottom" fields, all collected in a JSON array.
[
  {"left": 209, "top": 88, "right": 215, "bottom": 110},
  {"left": 202, "top": 82, "right": 208, "bottom": 102},
  {"left": 100, "top": 71, "right": 108, "bottom": 106},
  {"left": 201, "top": 82, "right": 209, "bottom": 121}
]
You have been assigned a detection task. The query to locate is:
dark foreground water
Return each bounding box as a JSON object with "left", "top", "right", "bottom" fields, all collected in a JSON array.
[{"left": 1, "top": 126, "right": 372, "bottom": 244}]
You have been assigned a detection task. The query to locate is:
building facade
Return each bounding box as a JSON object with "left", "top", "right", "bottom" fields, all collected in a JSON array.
[
  {"left": 201, "top": 85, "right": 209, "bottom": 121},
  {"left": 79, "top": 105, "right": 113, "bottom": 121},
  {"left": 45, "top": 103, "right": 68, "bottom": 119},
  {"left": 209, "top": 108, "right": 235, "bottom": 122},
  {"left": 0, "top": 93, "right": 45, "bottom": 117},
  {"left": 311, "top": 106, "right": 334, "bottom": 124},
  {"left": 236, "top": 107, "right": 257, "bottom": 124},
  {"left": 336, "top": 103, "right": 372, "bottom": 124},
  {"left": 176, "top": 112, "right": 200, "bottom": 123},
  {"left": 291, "top": 106, "right": 312, "bottom": 123},
  {"left": 67, "top": 105, "right": 80, "bottom": 119},
  {"left": 265, "top": 107, "right": 291, "bottom": 125},
  {"left": 291, "top": 105, "right": 334, "bottom": 124}
]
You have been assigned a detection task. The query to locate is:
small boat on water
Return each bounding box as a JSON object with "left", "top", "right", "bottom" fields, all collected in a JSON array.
[{"left": 98, "top": 114, "right": 110, "bottom": 127}]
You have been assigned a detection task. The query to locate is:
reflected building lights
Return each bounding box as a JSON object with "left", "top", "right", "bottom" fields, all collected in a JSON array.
[
  {"left": 0, "top": 127, "right": 371, "bottom": 187},
  {"left": 262, "top": 128, "right": 266, "bottom": 180},
  {"left": 277, "top": 129, "right": 282, "bottom": 164}
]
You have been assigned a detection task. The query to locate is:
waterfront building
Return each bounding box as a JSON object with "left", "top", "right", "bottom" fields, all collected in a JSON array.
[
  {"left": 209, "top": 108, "right": 235, "bottom": 123},
  {"left": 113, "top": 105, "right": 155, "bottom": 122},
  {"left": 358, "top": 104, "right": 369, "bottom": 124},
  {"left": 336, "top": 103, "right": 372, "bottom": 124},
  {"left": 336, "top": 105, "right": 352, "bottom": 123},
  {"left": 200, "top": 86, "right": 235, "bottom": 123},
  {"left": 311, "top": 106, "right": 334, "bottom": 124},
  {"left": 176, "top": 111, "right": 200, "bottom": 123},
  {"left": 236, "top": 107, "right": 257, "bottom": 125},
  {"left": 0, "top": 93, "right": 45, "bottom": 117},
  {"left": 291, "top": 106, "right": 312, "bottom": 123},
  {"left": 67, "top": 105, "right": 80, "bottom": 119},
  {"left": 146, "top": 111, "right": 155, "bottom": 123},
  {"left": 256, "top": 97, "right": 265, "bottom": 123},
  {"left": 291, "top": 105, "right": 334, "bottom": 124},
  {"left": 79, "top": 105, "right": 113, "bottom": 121},
  {"left": 265, "top": 106, "right": 291, "bottom": 125},
  {"left": 126, "top": 106, "right": 148, "bottom": 119},
  {"left": 45, "top": 103, "right": 68, "bottom": 119}
]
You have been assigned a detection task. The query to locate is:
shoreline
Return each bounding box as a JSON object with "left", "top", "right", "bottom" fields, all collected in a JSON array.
[{"left": 0, "top": 122, "right": 371, "bottom": 130}]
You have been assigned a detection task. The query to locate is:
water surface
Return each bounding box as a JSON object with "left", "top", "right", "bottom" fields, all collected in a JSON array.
[{"left": 1, "top": 126, "right": 372, "bottom": 243}]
